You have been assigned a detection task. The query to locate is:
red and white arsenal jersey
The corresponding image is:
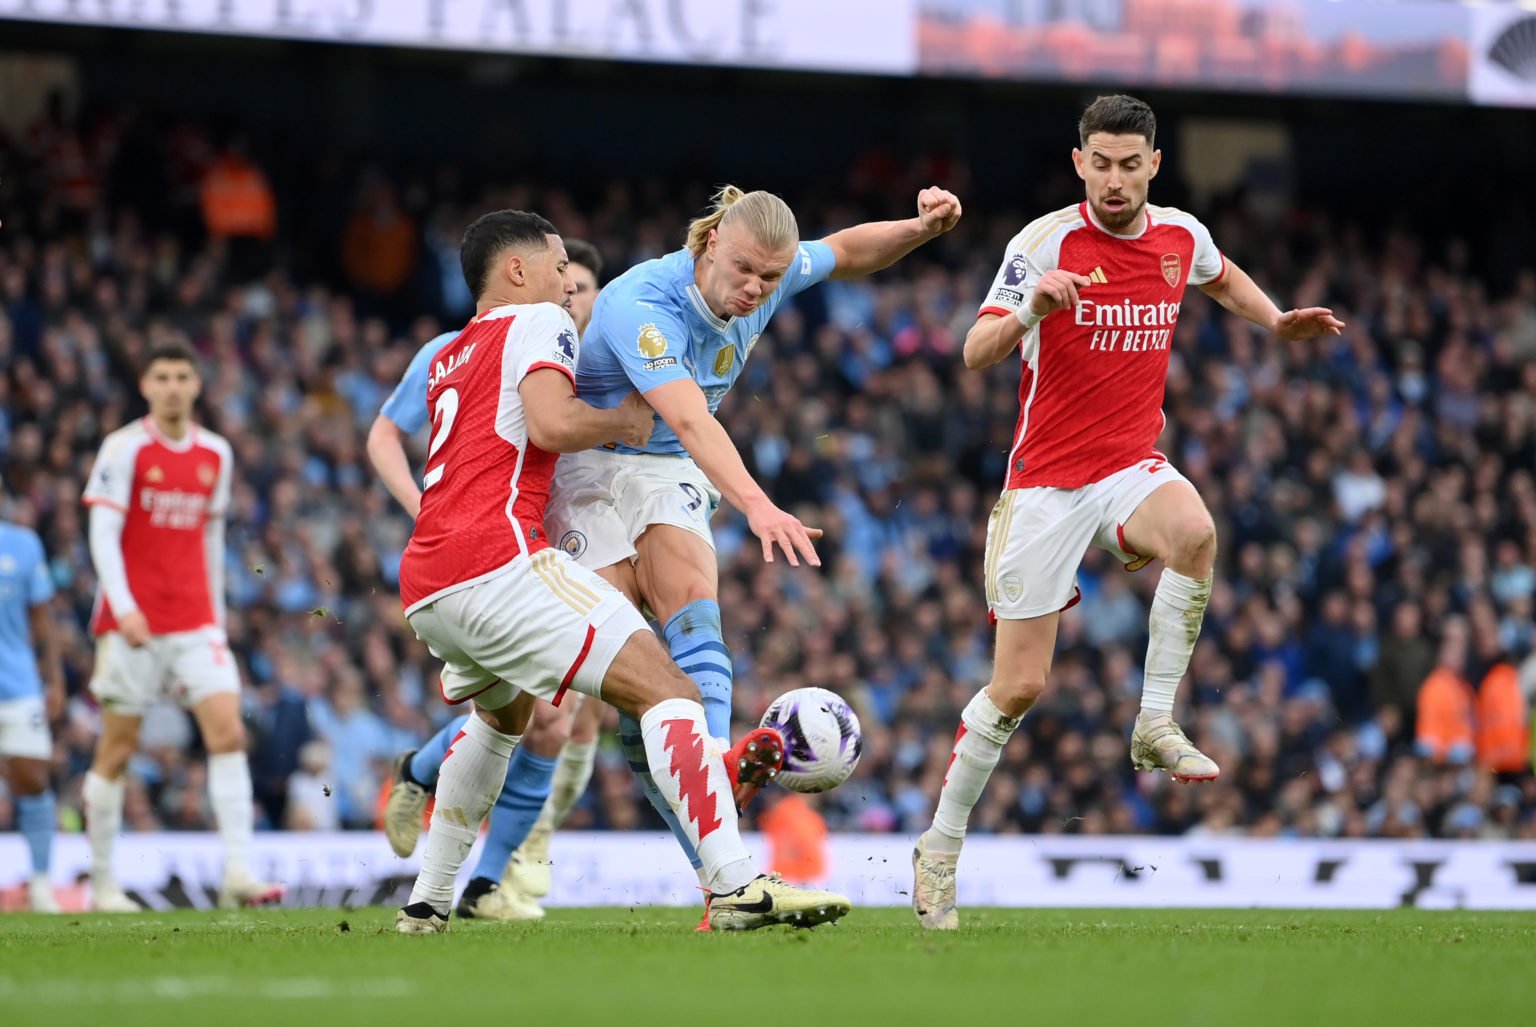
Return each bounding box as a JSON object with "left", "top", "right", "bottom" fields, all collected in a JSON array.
[
  {"left": 978, "top": 202, "right": 1226, "bottom": 490},
  {"left": 82, "top": 419, "right": 233, "bottom": 635},
  {"left": 399, "top": 302, "right": 581, "bottom": 614}
]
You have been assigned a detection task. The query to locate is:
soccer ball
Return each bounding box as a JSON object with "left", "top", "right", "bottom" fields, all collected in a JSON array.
[{"left": 759, "top": 687, "right": 863, "bottom": 793}]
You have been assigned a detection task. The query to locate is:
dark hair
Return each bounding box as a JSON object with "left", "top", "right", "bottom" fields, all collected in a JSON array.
[
  {"left": 460, "top": 209, "right": 559, "bottom": 300},
  {"left": 564, "top": 238, "right": 603, "bottom": 280},
  {"left": 1078, "top": 94, "right": 1156, "bottom": 149},
  {"left": 140, "top": 339, "right": 200, "bottom": 377}
]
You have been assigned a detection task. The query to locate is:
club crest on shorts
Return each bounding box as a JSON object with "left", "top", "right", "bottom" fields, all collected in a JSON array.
[
  {"left": 560, "top": 530, "right": 587, "bottom": 559},
  {"left": 1161, "top": 253, "right": 1181, "bottom": 288},
  {"left": 637, "top": 322, "right": 668, "bottom": 359},
  {"left": 713, "top": 345, "right": 735, "bottom": 377},
  {"left": 1000, "top": 573, "right": 1024, "bottom": 603}
]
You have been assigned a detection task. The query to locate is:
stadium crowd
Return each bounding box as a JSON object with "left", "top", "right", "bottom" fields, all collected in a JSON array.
[{"left": 1, "top": 101, "right": 1534, "bottom": 847}]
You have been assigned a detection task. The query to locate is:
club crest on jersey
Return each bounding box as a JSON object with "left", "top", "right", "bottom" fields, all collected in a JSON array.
[
  {"left": 1161, "top": 254, "right": 1181, "bottom": 288},
  {"left": 713, "top": 345, "right": 735, "bottom": 377},
  {"left": 559, "top": 530, "right": 587, "bottom": 559},
  {"left": 145, "top": 465, "right": 165, "bottom": 483},
  {"left": 197, "top": 463, "right": 216, "bottom": 487},
  {"left": 637, "top": 322, "right": 668, "bottom": 359},
  {"left": 1003, "top": 253, "right": 1029, "bottom": 286}
]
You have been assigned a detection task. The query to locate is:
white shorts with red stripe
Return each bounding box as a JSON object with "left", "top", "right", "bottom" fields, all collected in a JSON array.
[
  {"left": 407, "top": 547, "right": 647, "bottom": 710},
  {"left": 89, "top": 626, "right": 242, "bottom": 716},
  {"left": 984, "top": 457, "right": 1187, "bottom": 621}
]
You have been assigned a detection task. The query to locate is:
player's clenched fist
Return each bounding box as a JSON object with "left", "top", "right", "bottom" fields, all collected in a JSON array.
[
  {"left": 616, "top": 390, "right": 656, "bottom": 448},
  {"left": 1021, "top": 268, "right": 1094, "bottom": 323},
  {"left": 917, "top": 187, "right": 963, "bottom": 235}
]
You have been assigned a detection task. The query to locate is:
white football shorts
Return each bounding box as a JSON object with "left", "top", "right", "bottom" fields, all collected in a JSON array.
[
  {"left": 545, "top": 448, "right": 719, "bottom": 571},
  {"left": 984, "top": 457, "right": 1188, "bottom": 620},
  {"left": 0, "top": 696, "right": 52, "bottom": 760},
  {"left": 89, "top": 626, "right": 242, "bottom": 717},
  {"left": 407, "top": 547, "right": 648, "bottom": 711}
]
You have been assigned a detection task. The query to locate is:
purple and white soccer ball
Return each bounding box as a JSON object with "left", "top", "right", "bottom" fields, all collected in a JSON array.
[{"left": 759, "top": 687, "right": 863, "bottom": 793}]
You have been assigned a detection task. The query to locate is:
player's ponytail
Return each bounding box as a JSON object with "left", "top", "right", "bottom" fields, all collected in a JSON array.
[{"left": 686, "top": 185, "right": 798, "bottom": 258}]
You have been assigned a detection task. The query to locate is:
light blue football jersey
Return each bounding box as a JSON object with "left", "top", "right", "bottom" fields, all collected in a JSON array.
[
  {"left": 379, "top": 331, "right": 460, "bottom": 433},
  {"left": 576, "top": 242, "right": 836, "bottom": 456},
  {"left": 0, "top": 522, "right": 54, "bottom": 701}
]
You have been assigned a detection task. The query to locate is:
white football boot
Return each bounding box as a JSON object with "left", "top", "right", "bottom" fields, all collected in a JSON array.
[
  {"left": 707, "top": 873, "right": 850, "bottom": 931},
  {"left": 383, "top": 751, "right": 431, "bottom": 858},
  {"left": 396, "top": 902, "right": 449, "bottom": 934},
  {"left": 506, "top": 827, "right": 553, "bottom": 899},
  {"left": 28, "top": 874, "right": 61, "bottom": 914},
  {"left": 89, "top": 878, "right": 143, "bottom": 913},
  {"left": 1130, "top": 713, "right": 1220, "bottom": 782},
  {"left": 219, "top": 870, "right": 285, "bottom": 909},
  {"left": 912, "top": 834, "right": 959, "bottom": 931}
]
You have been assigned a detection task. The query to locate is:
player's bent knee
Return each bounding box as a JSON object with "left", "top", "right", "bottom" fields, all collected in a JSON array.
[
  {"left": 600, "top": 631, "right": 702, "bottom": 718},
  {"left": 203, "top": 721, "right": 247, "bottom": 755},
  {"left": 1171, "top": 517, "right": 1218, "bottom": 568},
  {"left": 526, "top": 706, "right": 571, "bottom": 755},
  {"left": 990, "top": 675, "right": 1047, "bottom": 713},
  {"left": 10, "top": 759, "right": 49, "bottom": 795}
]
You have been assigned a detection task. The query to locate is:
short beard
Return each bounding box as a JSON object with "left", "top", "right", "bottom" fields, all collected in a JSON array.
[{"left": 1093, "top": 198, "right": 1142, "bottom": 232}]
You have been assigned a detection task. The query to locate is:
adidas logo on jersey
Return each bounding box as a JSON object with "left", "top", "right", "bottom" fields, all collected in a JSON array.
[{"left": 1088, "top": 266, "right": 1109, "bottom": 285}]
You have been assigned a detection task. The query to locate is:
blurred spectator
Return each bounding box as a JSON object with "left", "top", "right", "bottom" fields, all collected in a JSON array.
[{"left": 0, "top": 105, "right": 1532, "bottom": 845}]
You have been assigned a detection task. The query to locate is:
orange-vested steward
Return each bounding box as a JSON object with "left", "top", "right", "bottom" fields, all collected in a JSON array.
[
  {"left": 1416, "top": 666, "right": 1474, "bottom": 764},
  {"left": 1475, "top": 663, "right": 1531, "bottom": 773},
  {"left": 200, "top": 155, "right": 277, "bottom": 240},
  {"left": 758, "top": 793, "right": 829, "bottom": 884}
]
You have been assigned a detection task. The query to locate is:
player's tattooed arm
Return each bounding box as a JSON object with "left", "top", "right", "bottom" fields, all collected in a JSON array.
[
  {"left": 823, "top": 187, "right": 962, "bottom": 280},
  {"left": 1199, "top": 259, "right": 1344, "bottom": 340}
]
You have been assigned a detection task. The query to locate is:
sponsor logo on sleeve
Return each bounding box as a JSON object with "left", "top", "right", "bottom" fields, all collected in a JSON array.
[
  {"left": 643, "top": 357, "right": 678, "bottom": 371},
  {"left": 992, "top": 287, "right": 1024, "bottom": 307},
  {"left": 637, "top": 322, "right": 669, "bottom": 359}
]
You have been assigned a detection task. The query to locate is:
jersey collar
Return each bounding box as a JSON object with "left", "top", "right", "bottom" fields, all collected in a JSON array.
[{"left": 142, "top": 417, "right": 198, "bottom": 453}]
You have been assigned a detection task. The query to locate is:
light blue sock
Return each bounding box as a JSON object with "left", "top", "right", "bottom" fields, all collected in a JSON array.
[
  {"left": 663, "top": 599, "right": 733, "bottom": 742},
  {"left": 410, "top": 715, "right": 470, "bottom": 788},
  {"left": 618, "top": 711, "right": 702, "bottom": 871},
  {"left": 470, "top": 749, "right": 557, "bottom": 883},
  {"left": 17, "top": 792, "right": 55, "bottom": 875}
]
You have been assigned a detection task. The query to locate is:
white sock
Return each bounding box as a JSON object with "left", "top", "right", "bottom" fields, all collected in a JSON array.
[
  {"left": 83, "top": 771, "right": 125, "bottom": 887},
  {"left": 534, "top": 740, "right": 598, "bottom": 835},
  {"left": 927, "top": 691, "right": 1022, "bottom": 851},
  {"left": 639, "top": 698, "right": 757, "bottom": 895},
  {"left": 410, "top": 715, "right": 520, "bottom": 913},
  {"left": 1140, "top": 569, "right": 1213, "bottom": 717},
  {"left": 208, "top": 752, "right": 255, "bottom": 880}
]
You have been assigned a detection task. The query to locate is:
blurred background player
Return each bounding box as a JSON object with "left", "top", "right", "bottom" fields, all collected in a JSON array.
[
  {"left": 81, "top": 343, "right": 283, "bottom": 912},
  {"left": 551, "top": 183, "right": 961, "bottom": 926},
  {"left": 0, "top": 497, "right": 65, "bottom": 912},
  {"left": 369, "top": 239, "right": 608, "bottom": 920},
  {"left": 912, "top": 95, "right": 1344, "bottom": 930},
  {"left": 395, "top": 209, "right": 849, "bottom": 932}
]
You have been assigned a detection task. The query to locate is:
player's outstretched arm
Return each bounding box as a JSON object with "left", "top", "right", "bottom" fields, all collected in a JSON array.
[
  {"left": 521, "top": 370, "right": 654, "bottom": 452},
  {"left": 645, "top": 378, "right": 823, "bottom": 567},
  {"left": 823, "top": 187, "right": 962, "bottom": 280},
  {"left": 1199, "top": 259, "right": 1344, "bottom": 340},
  {"left": 367, "top": 415, "right": 423, "bottom": 519}
]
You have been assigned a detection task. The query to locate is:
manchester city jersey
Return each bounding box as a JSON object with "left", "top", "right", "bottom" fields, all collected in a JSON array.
[{"left": 576, "top": 242, "right": 836, "bottom": 456}]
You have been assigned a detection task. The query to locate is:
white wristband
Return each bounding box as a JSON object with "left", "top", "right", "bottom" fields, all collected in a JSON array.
[{"left": 1013, "top": 306, "right": 1045, "bottom": 330}]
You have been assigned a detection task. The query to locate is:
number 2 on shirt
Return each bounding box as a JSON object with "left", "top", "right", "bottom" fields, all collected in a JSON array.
[{"left": 422, "top": 387, "right": 460, "bottom": 489}]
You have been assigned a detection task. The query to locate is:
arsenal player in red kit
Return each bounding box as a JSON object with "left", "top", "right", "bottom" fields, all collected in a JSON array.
[
  {"left": 913, "top": 95, "right": 1344, "bottom": 929},
  {"left": 81, "top": 342, "right": 281, "bottom": 911},
  {"left": 393, "top": 209, "right": 848, "bottom": 932}
]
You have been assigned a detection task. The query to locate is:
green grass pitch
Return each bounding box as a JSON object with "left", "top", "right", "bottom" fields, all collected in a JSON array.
[{"left": 2, "top": 907, "right": 1532, "bottom": 1025}]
